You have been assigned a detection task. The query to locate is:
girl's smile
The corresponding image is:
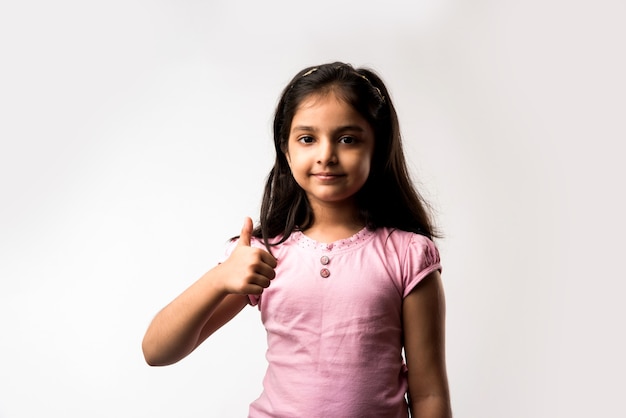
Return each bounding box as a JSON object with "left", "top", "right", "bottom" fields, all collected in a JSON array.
[
  {"left": 311, "top": 172, "right": 345, "bottom": 181},
  {"left": 285, "top": 91, "right": 375, "bottom": 211}
]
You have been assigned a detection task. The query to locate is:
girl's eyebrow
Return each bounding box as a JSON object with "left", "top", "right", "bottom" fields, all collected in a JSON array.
[{"left": 291, "top": 125, "right": 366, "bottom": 133}]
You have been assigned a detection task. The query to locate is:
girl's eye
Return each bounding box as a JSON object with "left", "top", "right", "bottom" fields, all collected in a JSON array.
[
  {"left": 298, "top": 136, "right": 314, "bottom": 144},
  {"left": 339, "top": 136, "right": 355, "bottom": 144}
]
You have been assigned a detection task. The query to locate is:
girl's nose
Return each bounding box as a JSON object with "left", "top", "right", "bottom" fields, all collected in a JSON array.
[{"left": 317, "top": 140, "right": 337, "bottom": 165}]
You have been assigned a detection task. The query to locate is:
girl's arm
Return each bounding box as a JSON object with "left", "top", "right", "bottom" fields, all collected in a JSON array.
[
  {"left": 403, "top": 270, "right": 452, "bottom": 418},
  {"left": 142, "top": 218, "right": 276, "bottom": 366}
]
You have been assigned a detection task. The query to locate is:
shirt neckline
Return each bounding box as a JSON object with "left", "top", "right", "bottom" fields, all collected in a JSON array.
[{"left": 290, "top": 227, "right": 376, "bottom": 252}]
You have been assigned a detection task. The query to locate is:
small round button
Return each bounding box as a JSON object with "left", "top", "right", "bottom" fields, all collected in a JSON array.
[
  {"left": 320, "top": 268, "right": 330, "bottom": 278},
  {"left": 320, "top": 256, "right": 330, "bottom": 265}
]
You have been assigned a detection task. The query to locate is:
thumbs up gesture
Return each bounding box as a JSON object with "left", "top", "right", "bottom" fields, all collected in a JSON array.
[
  {"left": 237, "top": 216, "right": 255, "bottom": 247},
  {"left": 217, "top": 217, "right": 277, "bottom": 295}
]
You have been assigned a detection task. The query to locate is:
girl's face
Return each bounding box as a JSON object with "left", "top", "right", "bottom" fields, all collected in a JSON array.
[{"left": 285, "top": 91, "right": 374, "bottom": 213}]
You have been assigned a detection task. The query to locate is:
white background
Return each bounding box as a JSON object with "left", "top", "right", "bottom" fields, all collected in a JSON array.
[{"left": 1, "top": 1, "right": 625, "bottom": 417}]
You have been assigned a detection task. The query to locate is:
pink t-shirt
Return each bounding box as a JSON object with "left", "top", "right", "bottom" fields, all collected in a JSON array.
[{"left": 225, "top": 227, "right": 441, "bottom": 418}]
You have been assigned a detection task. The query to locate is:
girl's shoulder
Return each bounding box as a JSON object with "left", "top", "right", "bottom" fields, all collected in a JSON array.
[
  {"left": 377, "top": 227, "right": 441, "bottom": 264},
  {"left": 377, "top": 227, "right": 437, "bottom": 247},
  {"left": 378, "top": 228, "right": 442, "bottom": 294}
]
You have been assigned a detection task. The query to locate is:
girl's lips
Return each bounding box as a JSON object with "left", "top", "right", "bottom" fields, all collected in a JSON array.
[{"left": 311, "top": 173, "right": 344, "bottom": 180}]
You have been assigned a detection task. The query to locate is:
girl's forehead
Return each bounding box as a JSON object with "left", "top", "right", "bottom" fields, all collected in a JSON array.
[
  {"left": 294, "top": 91, "right": 356, "bottom": 116},
  {"left": 293, "top": 93, "right": 360, "bottom": 120}
]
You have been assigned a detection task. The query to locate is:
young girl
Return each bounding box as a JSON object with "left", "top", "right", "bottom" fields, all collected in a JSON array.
[{"left": 142, "top": 62, "right": 452, "bottom": 417}]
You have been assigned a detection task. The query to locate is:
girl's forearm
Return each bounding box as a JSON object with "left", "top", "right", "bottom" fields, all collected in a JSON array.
[
  {"left": 141, "top": 266, "right": 232, "bottom": 366},
  {"left": 410, "top": 394, "right": 452, "bottom": 418}
]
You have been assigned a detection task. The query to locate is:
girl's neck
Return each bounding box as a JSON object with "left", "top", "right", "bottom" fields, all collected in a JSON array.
[{"left": 302, "top": 201, "right": 365, "bottom": 243}]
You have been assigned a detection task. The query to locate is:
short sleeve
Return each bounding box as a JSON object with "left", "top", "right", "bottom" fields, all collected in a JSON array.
[
  {"left": 217, "top": 238, "right": 261, "bottom": 307},
  {"left": 401, "top": 234, "right": 442, "bottom": 298}
]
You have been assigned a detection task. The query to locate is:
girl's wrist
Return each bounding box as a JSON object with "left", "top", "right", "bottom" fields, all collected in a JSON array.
[{"left": 202, "top": 265, "right": 231, "bottom": 296}]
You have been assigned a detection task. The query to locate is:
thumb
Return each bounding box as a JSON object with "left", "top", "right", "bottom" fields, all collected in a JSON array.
[{"left": 237, "top": 216, "right": 253, "bottom": 247}]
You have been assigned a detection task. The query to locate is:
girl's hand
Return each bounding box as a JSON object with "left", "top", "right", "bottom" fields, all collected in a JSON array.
[{"left": 216, "top": 217, "right": 277, "bottom": 295}]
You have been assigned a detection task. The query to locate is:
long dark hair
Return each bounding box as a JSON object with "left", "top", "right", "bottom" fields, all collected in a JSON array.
[{"left": 252, "top": 62, "right": 439, "bottom": 247}]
